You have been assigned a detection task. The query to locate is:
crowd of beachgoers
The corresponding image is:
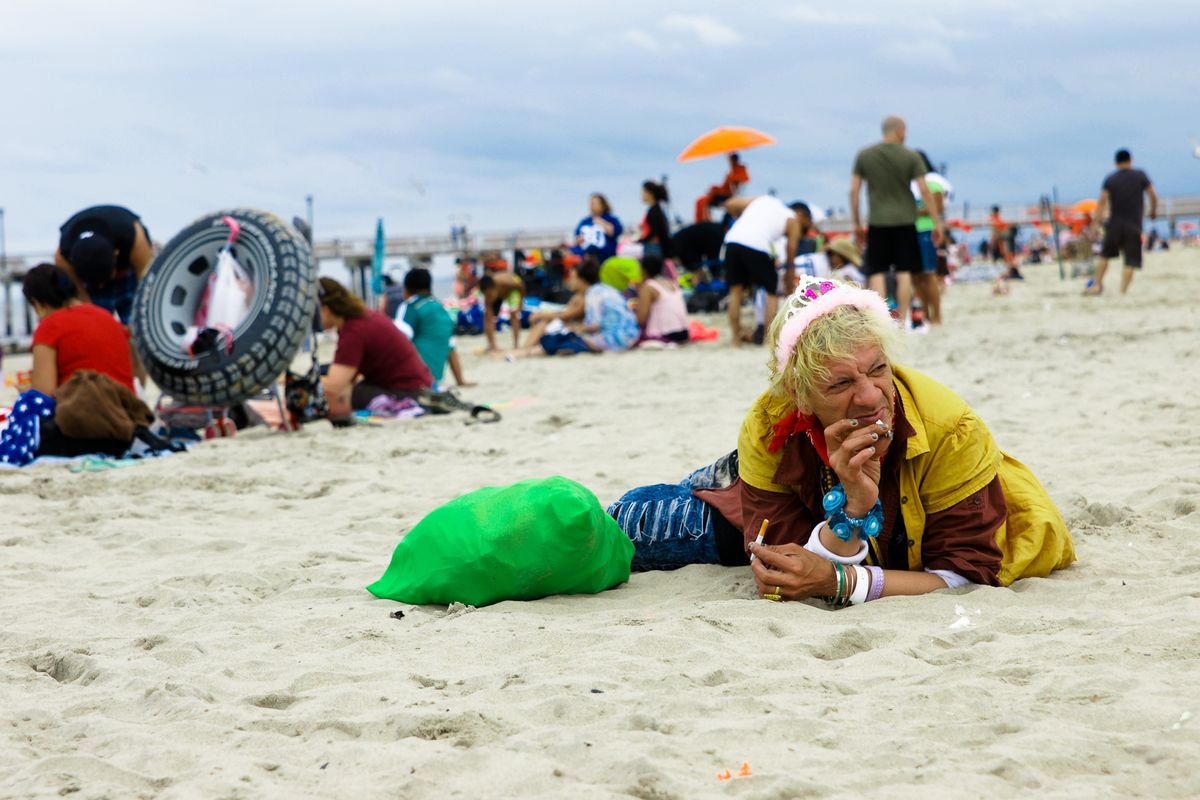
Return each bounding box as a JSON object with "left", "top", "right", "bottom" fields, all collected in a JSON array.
[{"left": 1, "top": 115, "right": 1174, "bottom": 464}]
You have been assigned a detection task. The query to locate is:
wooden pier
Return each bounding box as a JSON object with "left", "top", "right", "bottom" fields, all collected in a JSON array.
[{"left": 4, "top": 196, "right": 1199, "bottom": 346}]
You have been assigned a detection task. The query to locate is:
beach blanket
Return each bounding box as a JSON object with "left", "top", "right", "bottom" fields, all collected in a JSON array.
[
  {"left": 367, "top": 476, "right": 634, "bottom": 607},
  {"left": 0, "top": 387, "right": 188, "bottom": 469},
  {"left": 365, "top": 395, "right": 425, "bottom": 419},
  {"left": 0, "top": 390, "right": 55, "bottom": 466}
]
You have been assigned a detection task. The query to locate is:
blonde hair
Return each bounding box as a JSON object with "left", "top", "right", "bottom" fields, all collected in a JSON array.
[{"left": 766, "top": 302, "right": 901, "bottom": 409}]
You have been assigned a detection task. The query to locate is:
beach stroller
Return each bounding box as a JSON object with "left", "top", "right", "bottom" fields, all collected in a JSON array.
[{"left": 164, "top": 217, "right": 285, "bottom": 437}]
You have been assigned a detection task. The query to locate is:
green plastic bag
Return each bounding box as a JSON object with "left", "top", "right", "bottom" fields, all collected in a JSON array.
[{"left": 367, "top": 477, "right": 634, "bottom": 607}]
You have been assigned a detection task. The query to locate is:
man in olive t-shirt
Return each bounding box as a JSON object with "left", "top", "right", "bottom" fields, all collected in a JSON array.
[
  {"left": 1086, "top": 149, "right": 1157, "bottom": 296},
  {"left": 850, "top": 116, "right": 945, "bottom": 327}
]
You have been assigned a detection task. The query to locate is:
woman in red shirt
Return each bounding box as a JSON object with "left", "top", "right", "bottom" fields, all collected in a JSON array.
[{"left": 25, "top": 264, "right": 134, "bottom": 396}]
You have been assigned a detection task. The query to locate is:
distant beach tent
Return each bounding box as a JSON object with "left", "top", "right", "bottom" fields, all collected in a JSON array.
[{"left": 677, "top": 126, "right": 776, "bottom": 162}]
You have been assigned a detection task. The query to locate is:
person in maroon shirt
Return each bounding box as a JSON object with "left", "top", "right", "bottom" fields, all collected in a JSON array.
[{"left": 317, "top": 277, "right": 432, "bottom": 417}]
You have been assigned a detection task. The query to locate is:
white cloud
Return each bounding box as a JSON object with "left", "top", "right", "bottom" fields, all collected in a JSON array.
[
  {"left": 428, "top": 67, "right": 473, "bottom": 91},
  {"left": 0, "top": 0, "right": 1191, "bottom": 254},
  {"left": 783, "top": 5, "right": 871, "bottom": 25},
  {"left": 622, "top": 28, "right": 661, "bottom": 51},
  {"left": 878, "top": 40, "right": 958, "bottom": 71},
  {"left": 924, "top": 19, "right": 970, "bottom": 41},
  {"left": 660, "top": 14, "right": 743, "bottom": 47},
  {"left": 783, "top": 3, "right": 967, "bottom": 39}
]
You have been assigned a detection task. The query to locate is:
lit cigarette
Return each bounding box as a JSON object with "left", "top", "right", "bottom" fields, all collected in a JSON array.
[{"left": 749, "top": 519, "right": 769, "bottom": 562}]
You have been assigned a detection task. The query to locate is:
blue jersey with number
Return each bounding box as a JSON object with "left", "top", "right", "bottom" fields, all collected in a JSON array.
[{"left": 574, "top": 214, "right": 623, "bottom": 262}]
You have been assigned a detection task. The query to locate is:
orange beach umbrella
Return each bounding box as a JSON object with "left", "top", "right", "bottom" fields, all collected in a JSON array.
[
  {"left": 1071, "top": 198, "right": 1098, "bottom": 214},
  {"left": 677, "top": 126, "right": 776, "bottom": 162}
]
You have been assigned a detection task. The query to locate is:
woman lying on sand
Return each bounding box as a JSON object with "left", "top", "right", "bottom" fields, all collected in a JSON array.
[{"left": 609, "top": 276, "right": 1075, "bottom": 605}]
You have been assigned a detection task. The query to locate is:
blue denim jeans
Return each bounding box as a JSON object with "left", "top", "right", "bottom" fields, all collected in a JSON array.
[
  {"left": 917, "top": 229, "right": 938, "bottom": 273},
  {"left": 607, "top": 452, "right": 737, "bottom": 571}
]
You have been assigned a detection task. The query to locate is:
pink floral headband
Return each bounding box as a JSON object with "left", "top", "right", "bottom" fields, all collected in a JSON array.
[{"left": 773, "top": 277, "right": 895, "bottom": 369}]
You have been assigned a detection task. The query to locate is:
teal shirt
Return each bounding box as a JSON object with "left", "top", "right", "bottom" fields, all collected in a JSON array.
[{"left": 403, "top": 294, "right": 455, "bottom": 382}]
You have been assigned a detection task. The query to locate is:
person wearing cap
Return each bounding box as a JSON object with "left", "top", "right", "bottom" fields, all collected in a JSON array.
[
  {"left": 607, "top": 276, "right": 1075, "bottom": 603},
  {"left": 912, "top": 149, "right": 948, "bottom": 325},
  {"left": 55, "top": 205, "right": 154, "bottom": 325},
  {"left": 720, "top": 195, "right": 807, "bottom": 347},
  {"left": 825, "top": 238, "right": 866, "bottom": 285}
]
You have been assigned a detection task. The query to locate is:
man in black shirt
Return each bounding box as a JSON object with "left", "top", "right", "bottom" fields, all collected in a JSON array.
[
  {"left": 1086, "top": 150, "right": 1157, "bottom": 295},
  {"left": 55, "top": 205, "right": 154, "bottom": 323}
]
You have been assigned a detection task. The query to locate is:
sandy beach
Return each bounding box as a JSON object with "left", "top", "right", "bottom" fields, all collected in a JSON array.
[{"left": 2, "top": 250, "right": 1198, "bottom": 798}]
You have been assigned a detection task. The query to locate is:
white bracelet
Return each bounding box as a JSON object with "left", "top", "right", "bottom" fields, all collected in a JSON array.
[
  {"left": 804, "top": 521, "right": 869, "bottom": 564},
  {"left": 849, "top": 565, "right": 870, "bottom": 605}
]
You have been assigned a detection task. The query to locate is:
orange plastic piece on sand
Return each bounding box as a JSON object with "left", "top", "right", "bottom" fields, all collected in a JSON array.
[
  {"left": 716, "top": 763, "right": 753, "bottom": 781},
  {"left": 687, "top": 319, "right": 721, "bottom": 342}
]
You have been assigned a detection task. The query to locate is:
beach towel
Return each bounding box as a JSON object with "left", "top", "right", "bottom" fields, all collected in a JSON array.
[
  {"left": 367, "top": 476, "right": 634, "bottom": 607},
  {"left": 0, "top": 390, "right": 55, "bottom": 467},
  {"left": 365, "top": 394, "right": 425, "bottom": 419}
]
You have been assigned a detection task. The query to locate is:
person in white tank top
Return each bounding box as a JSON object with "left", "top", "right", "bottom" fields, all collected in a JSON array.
[
  {"left": 636, "top": 255, "right": 690, "bottom": 343},
  {"left": 722, "top": 196, "right": 803, "bottom": 346}
]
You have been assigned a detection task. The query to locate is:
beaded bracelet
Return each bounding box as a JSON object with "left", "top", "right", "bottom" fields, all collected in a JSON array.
[
  {"left": 866, "top": 565, "right": 885, "bottom": 602},
  {"left": 821, "top": 484, "right": 884, "bottom": 542}
]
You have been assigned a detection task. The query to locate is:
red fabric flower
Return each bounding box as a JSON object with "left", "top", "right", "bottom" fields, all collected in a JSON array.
[{"left": 767, "top": 410, "right": 830, "bottom": 465}]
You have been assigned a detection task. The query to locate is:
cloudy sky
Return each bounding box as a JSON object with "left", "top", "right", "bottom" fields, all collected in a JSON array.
[{"left": 2, "top": 0, "right": 1196, "bottom": 253}]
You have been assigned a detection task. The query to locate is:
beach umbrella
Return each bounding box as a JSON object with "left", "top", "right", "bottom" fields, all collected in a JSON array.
[
  {"left": 1071, "top": 199, "right": 1097, "bottom": 214},
  {"left": 677, "top": 126, "right": 776, "bottom": 162},
  {"left": 371, "top": 217, "right": 384, "bottom": 295}
]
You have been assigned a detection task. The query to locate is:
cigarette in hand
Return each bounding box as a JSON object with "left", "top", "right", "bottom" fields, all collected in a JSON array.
[{"left": 749, "top": 519, "right": 769, "bottom": 563}]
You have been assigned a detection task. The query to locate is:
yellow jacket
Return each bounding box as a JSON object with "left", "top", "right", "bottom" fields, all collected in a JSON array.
[{"left": 738, "top": 365, "right": 1075, "bottom": 585}]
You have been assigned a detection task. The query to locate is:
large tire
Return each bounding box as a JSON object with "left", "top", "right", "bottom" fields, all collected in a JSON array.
[{"left": 130, "top": 208, "right": 317, "bottom": 406}]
